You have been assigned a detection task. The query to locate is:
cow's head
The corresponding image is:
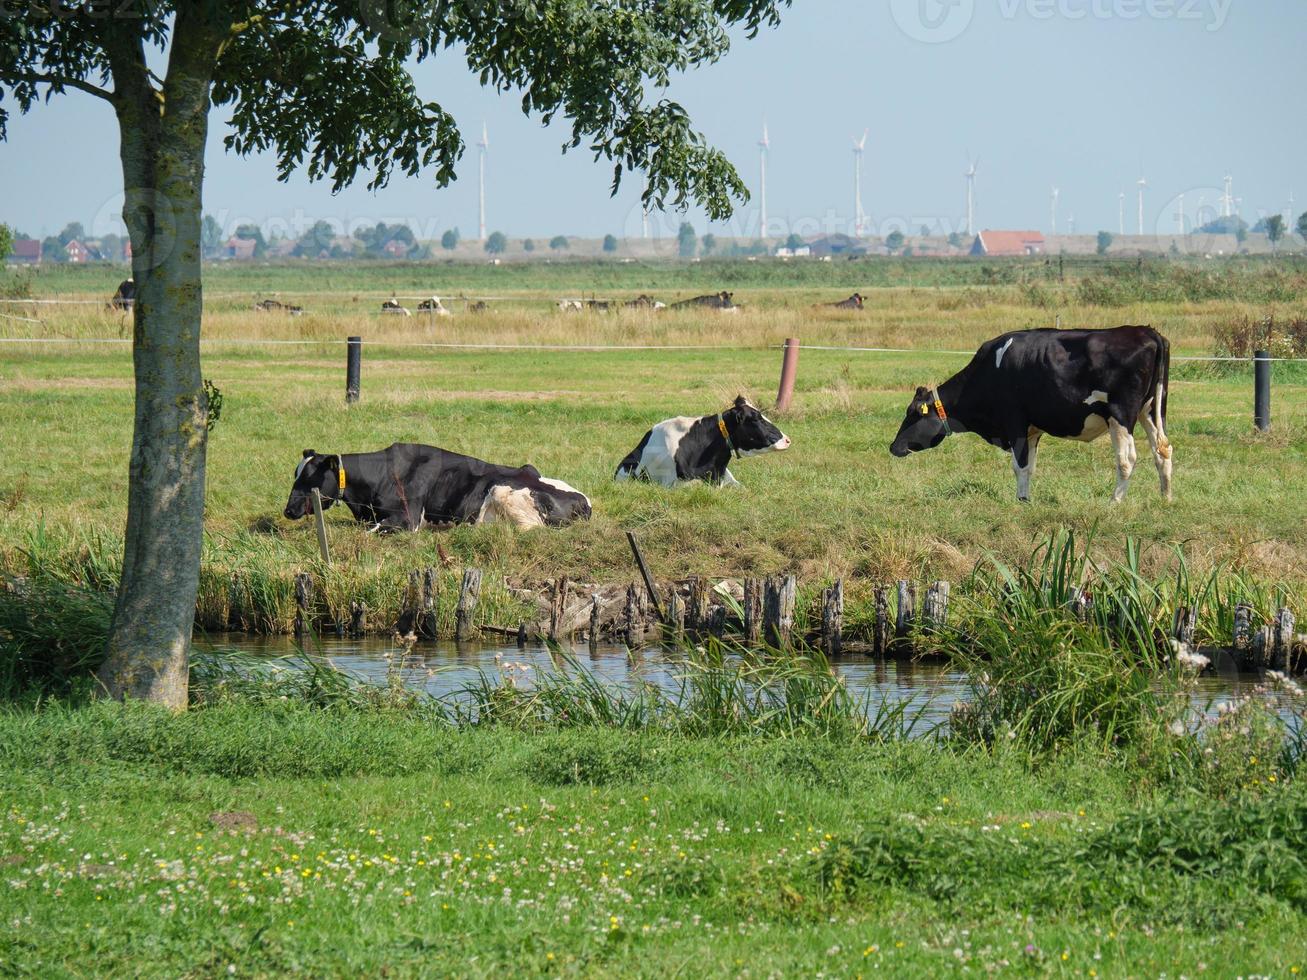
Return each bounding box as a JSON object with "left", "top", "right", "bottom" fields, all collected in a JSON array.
[
  {"left": 890, "top": 387, "right": 949, "bottom": 457},
  {"left": 530, "top": 479, "right": 593, "bottom": 527},
  {"left": 720, "top": 291, "right": 734, "bottom": 305},
  {"left": 724, "top": 395, "right": 791, "bottom": 456},
  {"left": 284, "top": 449, "right": 342, "bottom": 520}
]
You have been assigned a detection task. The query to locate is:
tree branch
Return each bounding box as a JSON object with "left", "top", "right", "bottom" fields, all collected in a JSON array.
[{"left": 8, "top": 72, "right": 114, "bottom": 103}]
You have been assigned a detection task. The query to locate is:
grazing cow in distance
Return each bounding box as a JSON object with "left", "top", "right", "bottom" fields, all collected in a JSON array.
[
  {"left": 417, "top": 296, "right": 452, "bottom": 316},
  {"left": 556, "top": 299, "right": 584, "bottom": 312},
  {"left": 381, "top": 297, "right": 411, "bottom": 316},
  {"left": 469, "top": 301, "right": 490, "bottom": 313},
  {"left": 827, "top": 293, "right": 865, "bottom": 310},
  {"left": 889, "top": 325, "right": 1172, "bottom": 503},
  {"left": 110, "top": 279, "right": 135, "bottom": 310},
  {"left": 624, "top": 294, "right": 666, "bottom": 310},
  {"left": 284, "top": 444, "right": 591, "bottom": 531},
  {"left": 615, "top": 395, "right": 791, "bottom": 488},
  {"left": 669, "top": 291, "right": 738, "bottom": 313}
]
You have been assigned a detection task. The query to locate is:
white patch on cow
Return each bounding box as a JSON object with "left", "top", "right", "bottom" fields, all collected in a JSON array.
[
  {"left": 719, "top": 306, "right": 740, "bottom": 315},
  {"left": 537, "top": 476, "right": 591, "bottom": 510},
  {"left": 1108, "top": 418, "right": 1138, "bottom": 503},
  {"left": 1083, "top": 390, "right": 1109, "bottom": 406},
  {"left": 995, "top": 337, "right": 1015, "bottom": 368},
  {"left": 631, "top": 416, "right": 696, "bottom": 486},
  {"left": 476, "top": 485, "right": 546, "bottom": 528},
  {"left": 1070, "top": 413, "right": 1109, "bottom": 443},
  {"left": 720, "top": 467, "right": 741, "bottom": 487}
]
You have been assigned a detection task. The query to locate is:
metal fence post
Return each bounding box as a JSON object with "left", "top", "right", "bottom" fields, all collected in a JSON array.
[
  {"left": 1254, "top": 349, "right": 1270, "bottom": 432},
  {"left": 346, "top": 336, "right": 362, "bottom": 404}
]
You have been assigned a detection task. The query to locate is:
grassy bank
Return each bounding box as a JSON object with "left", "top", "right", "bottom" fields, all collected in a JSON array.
[{"left": 2, "top": 699, "right": 1305, "bottom": 976}]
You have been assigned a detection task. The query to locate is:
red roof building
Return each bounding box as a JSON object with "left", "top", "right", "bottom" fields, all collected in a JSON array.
[
  {"left": 9, "top": 239, "right": 41, "bottom": 264},
  {"left": 971, "top": 230, "right": 1046, "bottom": 257},
  {"left": 64, "top": 239, "right": 92, "bottom": 263}
]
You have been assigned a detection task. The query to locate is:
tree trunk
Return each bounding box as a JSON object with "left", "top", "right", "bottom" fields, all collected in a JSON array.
[{"left": 95, "top": 22, "right": 223, "bottom": 709}]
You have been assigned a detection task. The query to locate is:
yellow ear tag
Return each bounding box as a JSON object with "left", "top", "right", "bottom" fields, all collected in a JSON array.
[{"left": 337, "top": 459, "right": 346, "bottom": 491}]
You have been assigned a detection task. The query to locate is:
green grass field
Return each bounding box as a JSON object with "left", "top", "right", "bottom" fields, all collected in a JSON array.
[{"left": 2, "top": 702, "right": 1305, "bottom": 977}]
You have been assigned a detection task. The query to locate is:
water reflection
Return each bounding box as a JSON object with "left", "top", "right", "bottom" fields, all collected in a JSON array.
[{"left": 199, "top": 633, "right": 1294, "bottom": 730}]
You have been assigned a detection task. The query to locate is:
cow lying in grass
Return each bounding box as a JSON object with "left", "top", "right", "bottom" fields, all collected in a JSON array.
[
  {"left": 284, "top": 444, "right": 591, "bottom": 531},
  {"left": 890, "top": 325, "right": 1172, "bottom": 502},
  {"left": 615, "top": 396, "right": 790, "bottom": 487}
]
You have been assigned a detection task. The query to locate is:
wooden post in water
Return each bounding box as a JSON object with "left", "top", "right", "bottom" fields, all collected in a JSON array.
[
  {"left": 1233, "top": 602, "right": 1254, "bottom": 654},
  {"left": 454, "top": 568, "right": 482, "bottom": 641},
  {"left": 310, "top": 489, "right": 331, "bottom": 564},
  {"left": 1172, "top": 605, "right": 1197, "bottom": 648},
  {"left": 293, "top": 572, "right": 313, "bottom": 638},
  {"left": 549, "top": 576, "right": 571, "bottom": 642},
  {"left": 666, "top": 590, "right": 686, "bottom": 641},
  {"left": 395, "top": 570, "right": 421, "bottom": 637},
  {"left": 687, "top": 576, "right": 709, "bottom": 634},
  {"left": 894, "top": 580, "right": 915, "bottom": 647},
  {"left": 421, "top": 568, "right": 439, "bottom": 640},
  {"left": 707, "top": 606, "right": 728, "bottom": 638},
  {"left": 624, "top": 583, "right": 647, "bottom": 648},
  {"left": 1275, "top": 608, "right": 1296, "bottom": 672},
  {"left": 873, "top": 586, "right": 890, "bottom": 659},
  {"left": 923, "top": 580, "right": 950, "bottom": 629},
  {"left": 589, "top": 594, "right": 602, "bottom": 652},
  {"left": 821, "top": 579, "right": 844, "bottom": 657},
  {"left": 1252, "top": 626, "right": 1273, "bottom": 669},
  {"left": 743, "top": 578, "right": 763, "bottom": 646},
  {"left": 625, "top": 531, "right": 664, "bottom": 623},
  {"left": 763, "top": 575, "right": 796, "bottom": 648},
  {"left": 348, "top": 599, "right": 366, "bottom": 638}
]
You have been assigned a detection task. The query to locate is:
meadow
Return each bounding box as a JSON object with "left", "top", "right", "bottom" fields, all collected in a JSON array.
[
  {"left": 2, "top": 256, "right": 1304, "bottom": 635},
  {"left": 3, "top": 255, "right": 1307, "bottom": 975}
]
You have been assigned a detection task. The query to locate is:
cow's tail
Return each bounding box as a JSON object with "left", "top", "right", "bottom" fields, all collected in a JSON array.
[{"left": 1152, "top": 331, "right": 1171, "bottom": 459}]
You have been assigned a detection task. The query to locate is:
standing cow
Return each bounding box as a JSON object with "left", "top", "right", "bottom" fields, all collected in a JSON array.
[
  {"left": 615, "top": 396, "right": 791, "bottom": 487},
  {"left": 889, "top": 325, "right": 1172, "bottom": 502}
]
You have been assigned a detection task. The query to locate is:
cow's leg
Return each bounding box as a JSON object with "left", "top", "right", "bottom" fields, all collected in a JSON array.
[
  {"left": 1009, "top": 432, "right": 1041, "bottom": 502},
  {"left": 719, "top": 467, "right": 741, "bottom": 488},
  {"left": 1108, "top": 418, "right": 1137, "bottom": 503},
  {"left": 1137, "top": 398, "right": 1173, "bottom": 501}
]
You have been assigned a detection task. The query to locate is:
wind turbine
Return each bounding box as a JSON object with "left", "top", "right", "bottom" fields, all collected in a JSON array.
[
  {"left": 1175, "top": 192, "right": 1186, "bottom": 235},
  {"left": 852, "top": 130, "right": 869, "bottom": 238},
  {"left": 758, "top": 122, "right": 770, "bottom": 239},
  {"left": 1222, "top": 174, "right": 1234, "bottom": 218},
  {"left": 1119, "top": 192, "right": 1125, "bottom": 236},
  {"left": 964, "top": 158, "right": 978, "bottom": 236},
  {"left": 1050, "top": 186, "right": 1059, "bottom": 236},
  {"left": 1137, "top": 177, "right": 1147, "bottom": 236},
  {"left": 477, "top": 122, "right": 488, "bottom": 241}
]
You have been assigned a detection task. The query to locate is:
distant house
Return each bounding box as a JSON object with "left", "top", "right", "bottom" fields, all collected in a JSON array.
[
  {"left": 381, "top": 238, "right": 411, "bottom": 258},
  {"left": 64, "top": 239, "right": 94, "bottom": 263},
  {"left": 9, "top": 239, "right": 41, "bottom": 264},
  {"left": 774, "top": 245, "right": 811, "bottom": 258},
  {"left": 806, "top": 233, "right": 867, "bottom": 258},
  {"left": 224, "top": 237, "right": 257, "bottom": 260},
  {"left": 970, "top": 230, "right": 1046, "bottom": 257}
]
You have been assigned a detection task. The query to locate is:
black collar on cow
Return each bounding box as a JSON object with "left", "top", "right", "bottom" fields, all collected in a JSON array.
[{"left": 716, "top": 414, "right": 740, "bottom": 459}]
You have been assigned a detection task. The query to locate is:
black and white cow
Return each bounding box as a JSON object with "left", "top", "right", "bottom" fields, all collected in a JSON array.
[
  {"left": 110, "top": 279, "right": 135, "bottom": 310},
  {"left": 889, "top": 325, "right": 1172, "bottom": 502},
  {"left": 284, "top": 443, "right": 591, "bottom": 531},
  {"left": 669, "top": 291, "right": 738, "bottom": 313},
  {"left": 827, "top": 293, "right": 865, "bottom": 310},
  {"left": 615, "top": 396, "right": 791, "bottom": 487}
]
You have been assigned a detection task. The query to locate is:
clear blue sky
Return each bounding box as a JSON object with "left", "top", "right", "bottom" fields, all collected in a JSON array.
[{"left": 2, "top": 0, "right": 1303, "bottom": 242}]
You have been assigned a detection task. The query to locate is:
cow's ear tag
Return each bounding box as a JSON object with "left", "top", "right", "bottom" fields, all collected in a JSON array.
[{"left": 336, "top": 456, "right": 346, "bottom": 491}]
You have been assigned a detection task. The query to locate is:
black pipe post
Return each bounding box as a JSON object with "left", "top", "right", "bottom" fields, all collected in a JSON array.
[
  {"left": 1253, "top": 349, "right": 1271, "bottom": 432},
  {"left": 346, "top": 336, "right": 361, "bottom": 404}
]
